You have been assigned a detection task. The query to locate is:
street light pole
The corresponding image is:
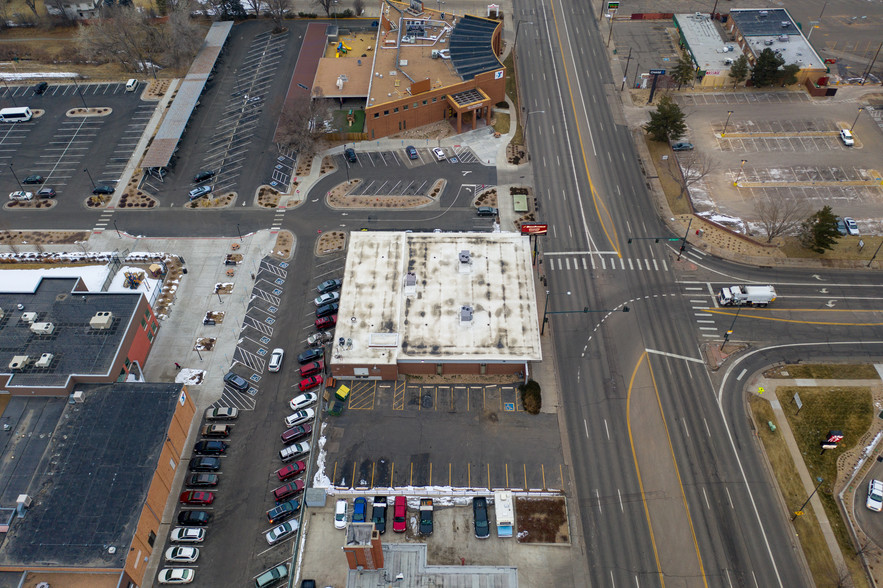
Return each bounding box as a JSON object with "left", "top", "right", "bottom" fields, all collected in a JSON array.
[
  {"left": 83, "top": 168, "right": 96, "bottom": 190},
  {"left": 514, "top": 20, "right": 534, "bottom": 53},
  {"left": 676, "top": 217, "right": 693, "bottom": 261},
  {"left": 720, "top": 305, "right": 742, "bottom": 351},
  {"left": 792, "top": 477, "right": 824, "bottom": 521},
  {"left": 523, "top": 109, "right": 545, "bottom": 145},
  {"left": 733, "top": 158, "right": 747, "bottom": 187},
  {"left": 73, "top": 79, "right": 88, "bottom": 109},
  {"left": 868, "top": 240, "right": 883, "bottom": 267},
  {"left": 606, "top": 14, "right": 615, "bottom": 48},
  {"left": 236, "top": 223, "right": 243, "bottom": 241},
  {"left": 722, "top": 110, "right": 733, "bottom": 137}
]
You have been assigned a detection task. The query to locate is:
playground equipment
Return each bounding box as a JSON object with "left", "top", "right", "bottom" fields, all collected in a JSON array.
[
  {"left": 335, "top": 40, "right": 352, "bottom": 57},
  {"left": 346, "top": 109, "right": 355, "bottom": 126},
  {"left": 123, "top": 270, "right": 145, "bottom": 289}
]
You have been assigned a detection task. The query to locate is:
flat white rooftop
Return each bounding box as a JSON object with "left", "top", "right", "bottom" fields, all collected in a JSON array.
[
  {"left": 332, "top": 232, "right": 541, "bottom": 367},
  {"left": 677, "top": 13, "right": 735, "bottom": 76}
]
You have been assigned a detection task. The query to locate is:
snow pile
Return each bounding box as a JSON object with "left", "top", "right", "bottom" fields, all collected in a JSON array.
[
  {"left": 1, "top": 72, "right": 80, "bottom": 80},
  {"left": 175, "top": 369, "right": 205, "bottom": 386},
  {"left": 311, "top": 424, "right": 333, "bottom": 488},
  {"left": 0, "top": 265, "right": 109, "bottom": 292}
]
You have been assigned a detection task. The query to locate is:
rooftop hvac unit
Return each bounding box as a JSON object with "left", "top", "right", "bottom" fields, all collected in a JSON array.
[
  {"left": 460, "top": 305, "right": 473, "bottom": 323},
  {"left": 30, "top": 322, "right": 55, "bottom": 336},
  {"left": 90, "top": 311, "right": 113, "bottom": 330},
  {"left": 764, "top": 39, "right": 774, "bottom": 46},
  {"left": 759, "top": 10, "right": 768, "bottom": 17},
  {"left": 778, "top": 35, "right": 789, "bottom": 41},
  {"left": 35, "top": 353, "right": 54, "bottom": 368},
  {"left": 21, "top": 312, "right": 38, "bottom": 324},
  {"left": 404, "top": 272, "right": 417, "bottom": 296},
  {"left": 781, "top": 21, "right": 790, "bottom": 28},
  {"left": 459, "top": 250, "right": 471, "bottom": 263},
  {"left": 72, "top": 391, "right": 85, "bottom": 403},
  {"left": 8, "top": 355, "right": 29, "bottom": 370},
  {"left": 16, "top": 494, "right": 32, "bottom": 508}
]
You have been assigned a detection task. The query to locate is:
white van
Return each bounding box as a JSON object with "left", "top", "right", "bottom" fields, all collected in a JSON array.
[
  {"left": 125, "top": 79, "right": 138, "bottom": 92},
  {"left": 0, "top": 107, "right": 33, "bottom": 122},
  {"left": 284, "top": 408, "right": 314, "bottom": 428},
  {"left": 279, "top": 441, "right": 310, "bottom": 462}
]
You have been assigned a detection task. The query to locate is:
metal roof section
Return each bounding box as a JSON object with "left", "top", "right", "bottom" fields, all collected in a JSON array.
[
  {"left": 675, "top": 12, "right": 735, "bottom": 73},
  {"left": 332, "top": 232, "right": 541, "bottom": 369},
  {"left": 729, "top": 8, "right": 823, "bottom": 70},
  {"left": 141, "top": 21, "right": 233, "bottom": 169},
  {"left": 449, "top": 87, "right": 488, "bottom": 107},
  {"left": 0, "top": 277, "right": 143, "bottom": 389},
  {"left": 448, "top": 15, "right": 503, "bottom": 80},
  {"left": 0, "top": 383, "right": 183, "bottom": 569}
]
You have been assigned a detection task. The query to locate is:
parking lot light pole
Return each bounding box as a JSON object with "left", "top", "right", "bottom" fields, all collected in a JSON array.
[
  {"left": 236, "top": 223, "right": 243, "bottom": 241},
  {"left": 850, "top": 107, "right": 865, "bottom": 132},
  {"left": 8, "top": 164, "right": 23, "bottom": 191},
  {"left": 83, "top": 168, "right": 96, "bottom": 190},
  {"left": 868, "top": 241, "right": 883, "bottom": 268},
  {"left": 72, "top": 79, "right": 88, "bottom": 109},
  {"left": 721, "top": 110, "right": 733, "bottom": 137}
]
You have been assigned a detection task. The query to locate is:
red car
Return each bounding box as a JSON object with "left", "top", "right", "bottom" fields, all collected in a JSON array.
[
  {"left": 298, "top": 375, "right": 323, "bottom": 392},
  {"left": 299, "top": 360, "right": 324, "bottom": 377},
  {"left": 315, "top": 315, "right": 337, "bottom": 330},
  {"left": 273, "top": 479, "right": 306, "bottom": 503},
  {"left": 275, "top": 460, "right": 306, "bottom": 481},
  {"left": 179, "top": 490, "right": 215, "bottom": 505},
  {"left": 392, "top": 495, "right": 407, "bottom": 533}
]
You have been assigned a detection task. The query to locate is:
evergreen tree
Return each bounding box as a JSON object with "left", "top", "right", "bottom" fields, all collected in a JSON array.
[
  {"left": 728, "top": 54, "right": 749, "bottom": 89},
  {"left": 781, "top": 63, "right": 801, "bottom": 86},
  {"left": 751, "top": 48, "right": 785, "bottom": 87},
  {"left": 671, "top": 52, "right": 695, "bottom": 90},
  {"left": 219, "top": 0, "right": 246, "bottom": 19},
  {"left": 644, "top": 95, "right": 687, "bottom": 142},
  {"left": 799, "top": 206, "right": 840, "bottom": 253}
]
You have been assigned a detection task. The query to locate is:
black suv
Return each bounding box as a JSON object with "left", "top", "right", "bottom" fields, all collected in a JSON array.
[
  {"left": 315, "top": 302, "right": 339, "bottom": 318},
  {"left": 297, "top": 348, "right": 323, "bottom": 364},
  {"left": 33, "top": 82, "right": 48, "bottom": 95},
  {"left": 187, "top": 473, "right": 219, "bottom": 487},
  {"left": 372, "top": 496, "right": 388, "bottom": 534}
]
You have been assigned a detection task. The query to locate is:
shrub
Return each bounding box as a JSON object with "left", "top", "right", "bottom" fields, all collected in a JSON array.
[{"left": 520, "top": 379, "right": 542, "bottom": 414}]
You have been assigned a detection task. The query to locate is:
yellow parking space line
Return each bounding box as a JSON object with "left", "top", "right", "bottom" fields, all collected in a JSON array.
[
  {"left": 429, "top": 462, "right": 433, "bottom": 486},
  {"left": 468, "top": 463, "right": 472, "bottom": 487},
  {"left": 560, "top": 464, "right": 564, "bottom": 490},
  {"left": 392, "top": 381, "right": 406, "bottom": 410},
  {"left": 333, "top": 461, "right": 338, "bottom": 485},
  {"left": 448, "top": 463, "right": 452, "bottom": 486},
  {"left": 390, "top": 462, "right": 395, "bottom": 488},
  {"left": 370, "top": 462, "right": 375, "bottom": 488},
  {"left": 541, "top": 464, "right": 547, "bottom": 490},
  {"left": 487, "top": 463, "right": 491, "bottom": 489},
  {"left": 523, "top": 464, "right": 527, "bottom": 490},
  {"left": 348, "top": 381, "right": 376, "bottom": 410},
  {"left": 350, "top": 462, "right": 356, "bottom": 489},
  {"left": 505, "top": 463, "right": 510, "bottom": 488},
  {"left": 410, "top": 462, "right": 414, "bottom": 486}
]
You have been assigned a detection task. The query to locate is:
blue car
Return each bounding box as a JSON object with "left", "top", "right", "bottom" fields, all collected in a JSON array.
[{"left": 353, "top": 497, "right": 368, "bottom": 523}]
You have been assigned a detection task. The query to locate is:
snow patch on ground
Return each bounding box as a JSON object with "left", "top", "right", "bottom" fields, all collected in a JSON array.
[
  {"left": 312, "top": 425, "right": 333, "bottom": 489},
  {"left": 176, "top": 369, "right": 205, "bottom": 386}
]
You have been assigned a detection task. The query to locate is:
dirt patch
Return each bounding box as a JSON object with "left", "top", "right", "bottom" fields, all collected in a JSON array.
[
  {"left": 185, "top": 192, "right": 236, "bottom": 209},
  {"left": 0, "top": 230, "right": 90, "bottom": 246},
  {"left": 119, "top": 174, "right": 158, "bottom": 208},
  {"left": 257, "top": 185, "right": 282, "bottom": 208},
  {"left": 86, "top": 194, "right": 111, "bottom": 208},
  {"left": 225, "top": 253, "right": 243, "bottom": 264},
  {"left": 515, "top": 496, "right": 569, "bottom": 544},
  {"left": 320, "top": 156, "right": 336, "bottom": 175},
  {"left": 214, "top": 283, "right": 233, "bottom": 295},
  {"left": 387, "top": 120, "right": 456, "bottom": 141},
  {"left": 4, "top": 199, "right": 56, "bottom": 210},
  {"left": 144, "top": 80, "right": 171, "bottom": 101},
  {"left": 203, "top": 311, "right": 225, "bottom": 324},
  {"left": 272, "top": 230, "right": 294, "bottom": 260},
  {"left": 507, "top": 143, "right": 528, "bottom": 165},
  {"left": 474, "top": 188, "right": 498, "bottom": 207},
  {"left": 296, "top": 155, "right": 316, "bottom": 177},
  {"left": 195, "top": 337, "right": 216, "bottom": 351},
  {"left": 316, "top": 231, "right": 347, "bottom": 255}
]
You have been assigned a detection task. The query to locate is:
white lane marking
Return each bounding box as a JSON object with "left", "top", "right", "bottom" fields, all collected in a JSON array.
[
  {"left": 704, "top": 418, "right": 711, "bottom": 438},
  {"left": 682, "top": 419, "right": 689, "bottom": 438},
  {"left": 736, "top": 368, "right": 747, "bottom": 381},
  {"left": 703, "top": 487, "right": 710, "bottom": 509},
  {"left": 604, "top": 418, "right": 610, "bottom": 440},
  {"left": 645, "top": 349, "right": 704, "bottom": 363},
  {"left": 617, "top": 488, "right": 624, "bottom": 512},
  {"left": 584, "top": 418, "right": 589, "bottom": 438}
]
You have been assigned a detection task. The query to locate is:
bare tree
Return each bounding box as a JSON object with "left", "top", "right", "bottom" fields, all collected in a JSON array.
[
  {"left": 313, "top": 0, "right": 332, "bottom": 16},
  {"left": 164, "top": 2, "right": 203, "bottom": 70},
  {"left": 275, "top": 91, "right": 330, "bottom": 159},
  {"left": 828, "top": 563, "right": 853, "bottom": 588},
  {"left": 243, "top": 0, "right": 263, "bottom": 16},
  {"left": 665, "top": 151, "right": 714, "bottom": 201},
  {"left": 754, "top": 197, "right": 806, "bottom": 243},
  {"left": 265, "top": 0, "right": 290, "bottom": 31},
  {"left": 22, "top": 0, "right": 38, "bottom": 19},
  {"left": 353, "top": 0, "right": 364, "bottom": 16}
]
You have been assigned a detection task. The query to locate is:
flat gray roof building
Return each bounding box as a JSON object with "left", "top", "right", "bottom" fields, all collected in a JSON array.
[{"left": 330, "top": 232, "right": 541, "bottom": 380}]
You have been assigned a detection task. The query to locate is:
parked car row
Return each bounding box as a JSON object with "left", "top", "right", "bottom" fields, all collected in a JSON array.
[
  {"left": 333, "top": 495, "right": 490, "bottom": 538},
  {"left": 162, "top": 408, "right": 239, "bottom": 584}
]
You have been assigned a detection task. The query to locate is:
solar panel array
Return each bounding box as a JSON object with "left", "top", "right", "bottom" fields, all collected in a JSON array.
[{"left": 449, "top": 16, "right": 503, "bottom": 81}]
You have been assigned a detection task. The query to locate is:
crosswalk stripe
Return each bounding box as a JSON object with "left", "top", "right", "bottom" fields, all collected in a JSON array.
[
  {"left": 582, "top": 257, "right": 587, "bottom": 270},
  {"left": 565, "top": 258, "right": 571, "bottom": 270}
]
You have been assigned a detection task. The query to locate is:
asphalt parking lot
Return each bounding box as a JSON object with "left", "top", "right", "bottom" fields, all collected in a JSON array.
[
  {"left": 322, "top": 381, "right": 565, "bottom": 490},
  {"left": 0, "top": 81, "right": 155, "bottom": 208},
  {"left": 142, "top": 21, "right": 309, "bottom": 203}
]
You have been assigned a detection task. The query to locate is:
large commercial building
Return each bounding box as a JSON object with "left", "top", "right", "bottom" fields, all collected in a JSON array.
[
  {"left": 330, "top": 232, "right": 542, "bottom": 380},
  {"left": 0, "top": 277, "right": 159, "bottom": 396},
  {"left": 0, "top": 383, "right": 195, "bottom": 588}
]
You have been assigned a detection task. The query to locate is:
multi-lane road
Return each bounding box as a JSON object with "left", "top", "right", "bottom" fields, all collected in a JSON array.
[{"left": 513, "top": 0, "right": 883, "bottom": 585}]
